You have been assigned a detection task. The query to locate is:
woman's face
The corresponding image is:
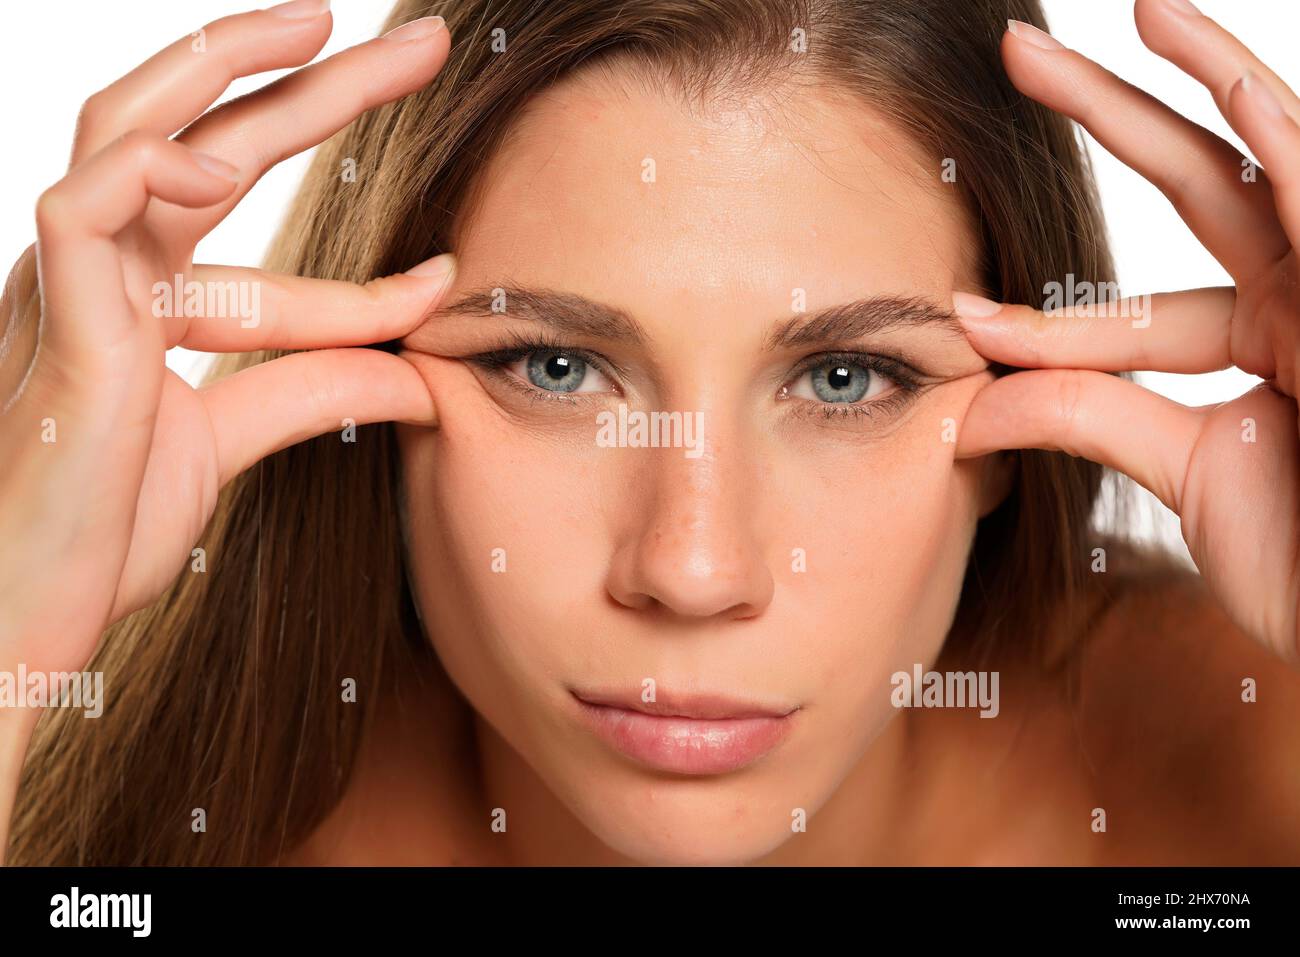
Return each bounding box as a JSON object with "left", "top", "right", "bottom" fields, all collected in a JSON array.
[{"left": 398, "top": 65, "right": 1006, "bottom": 865}]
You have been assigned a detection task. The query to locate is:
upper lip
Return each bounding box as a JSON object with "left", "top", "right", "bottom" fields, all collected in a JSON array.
[{"left": 571, "top": 688, "right": 798, "bottom": 720}]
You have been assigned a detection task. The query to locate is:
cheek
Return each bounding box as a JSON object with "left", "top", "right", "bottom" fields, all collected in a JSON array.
[
  {"left": 396, "top": 360, "right": 617, "bottom": 697},
  {"left": 399, "top": 359, "right": 987, "bottom": 708},
  {"left": 768, "top": 386, "right": 988, "bottom": 712},
  {"left": 777, "top": 384, "right": 987, "bottom": 620}
]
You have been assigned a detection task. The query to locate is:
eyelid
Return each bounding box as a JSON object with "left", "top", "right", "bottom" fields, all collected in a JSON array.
[{"left": 469, "top": 328, "right": 632, "bottom": 377}]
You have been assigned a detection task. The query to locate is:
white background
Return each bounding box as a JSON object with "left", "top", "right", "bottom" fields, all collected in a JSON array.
[{"left": 3, "top": 1, "right": 1297, "bottom": 556}]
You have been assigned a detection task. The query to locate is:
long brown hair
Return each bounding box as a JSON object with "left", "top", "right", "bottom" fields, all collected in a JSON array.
[{"left": 10, "top": 0, "right": 1144, "bottom": 864}]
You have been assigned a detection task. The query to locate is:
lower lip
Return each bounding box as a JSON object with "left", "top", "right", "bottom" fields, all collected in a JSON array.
[{"left": 573, "top": 697, "right": 795, "bottom": 775}]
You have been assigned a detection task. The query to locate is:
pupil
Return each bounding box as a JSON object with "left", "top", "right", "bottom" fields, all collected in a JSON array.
[
  {"left": 828, "top": 365, "right": 852, "bottom": 390},
  {"left": 546, "top": 355, "right": 571, "bottom": 379}
]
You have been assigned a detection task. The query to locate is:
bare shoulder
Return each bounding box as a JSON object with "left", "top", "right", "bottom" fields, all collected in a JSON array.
[{"left": 1070, "top": 545, "right": 1300, "bottom": 864}]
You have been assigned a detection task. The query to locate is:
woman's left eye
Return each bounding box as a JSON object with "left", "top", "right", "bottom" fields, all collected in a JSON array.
[{"left": 782, "top": 357, "right": 899, "bottom": 405}]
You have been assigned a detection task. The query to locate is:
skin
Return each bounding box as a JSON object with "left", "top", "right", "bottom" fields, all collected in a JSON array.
[
  {"left": 394, "top": 66, "right": 1004, "bottom": 865},
  {"left": 295, "top": 573, "right": 1300, "bottom": 865},
  {"left": 2, "top": 0, "right": 1300, "bottom": 865},
  {"left": 361, "top": 5, "right": 1300, "bottom": 863}
]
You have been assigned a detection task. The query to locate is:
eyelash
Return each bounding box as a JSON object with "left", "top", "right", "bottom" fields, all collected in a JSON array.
[{"left": 465, "top": 335, "right": 925, "bottom": 418}]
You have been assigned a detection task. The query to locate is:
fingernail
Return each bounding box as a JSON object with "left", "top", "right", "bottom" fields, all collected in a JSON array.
[
  {"left": 190, "top": 150, "right": 240, "bottom": 181},
  {"left": 952, "top": 291, "right": 1004, "bottom": 319},
  {"left": 267, "top": 0, "right": 331, "bottom": 19},
  {"left": 405, "top": 252, "right": 457, "bottom": 286},
  {"left": 383, "top": 15, "right": 446, "bottom": 42},
  {"left": 1162, "top": 0, "right": 1201, "bottom": 15},
  {"left": 1241, "top": 71, "right": 1284, "bottom": 118},
  {"left": 1006, "top": 19, "right": 1065, "bottom": 52}
]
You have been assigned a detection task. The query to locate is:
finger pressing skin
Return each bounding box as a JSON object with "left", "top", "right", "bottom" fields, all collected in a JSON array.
[
  {"left": 71, "top": 0, "right": 333, "bottom": 167},
  {"left": 36, "top": 133, "right": 239, "bottom": 362},
  {"left": 155, "top": 15, "right": 450, "bottom": 247},
  {"left": 1002, "top": 19, "right": 1291, "bottom": 281},
  {"left": 951, "top": 287, "right": 1235, "bottom": 374},
  {"left": 175, "top": 253, "right": 456, "bottom": 352},
  {"left": 956, "top": 367, "right": 1204, "bottom": 514},
  {"left": 201, "top": 348, "right": 437, "bottom": 486}
]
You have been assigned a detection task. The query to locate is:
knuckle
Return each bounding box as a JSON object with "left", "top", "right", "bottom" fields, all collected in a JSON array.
[
  {"left": 34, "top": 186, "right": 72, "bottom": 234},
  {"left": 1053, "top": 370, "right": 1086, "bottom": 451},
  {"left": 360, "top": 275, "right": 400, "bottom": 308},
  {"left": 115, "top": 129, "right": 163, "bottom": 167},
  {"left": 298, "top": 359, "right": 336, "bottom": 425},
  {"left": 74, "top": 89, "right": 110, "bottom": 140},
  {"left": 1129, "top": 326, "right": 1153, "bottom": 372}
]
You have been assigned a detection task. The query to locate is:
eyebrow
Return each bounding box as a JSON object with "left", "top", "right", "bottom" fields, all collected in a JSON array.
[
  {"left": 765, "top": 296, "right": 962, "bottom": 349},
  {"left": 441, "top": 284, "right": 962, "bottom": 349},
  {"left": 441, "top": 286, "right": 648, "bottom": 344}
]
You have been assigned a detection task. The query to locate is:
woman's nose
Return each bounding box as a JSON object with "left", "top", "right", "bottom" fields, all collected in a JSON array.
[{"left": 604, "top": 422, "right": 775, "bottom": 621}]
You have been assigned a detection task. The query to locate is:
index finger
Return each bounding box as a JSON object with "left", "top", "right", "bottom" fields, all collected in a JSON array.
[
  {"left": 1134, "top": 0, "right": 1300, "bottom": 126},
  {"left": 175, "top": 253, "right": 456, "bottom": 352},
  {"left": 152, "top": 15, "right": 451, "bottom": 249},
  {"left": 71, "top": 0, "right": 333, "bottom": 166},
  {"left": 1001, "top": 17, "right": 1290, "bottom": 281}
]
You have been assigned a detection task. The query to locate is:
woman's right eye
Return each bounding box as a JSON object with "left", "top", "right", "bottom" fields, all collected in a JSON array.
[{"left": 502, "top": 350, "right": 616, "bottom": 394}]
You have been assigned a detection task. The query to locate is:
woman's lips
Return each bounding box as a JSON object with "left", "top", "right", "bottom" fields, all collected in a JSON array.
[{"left": 571, "top": 690, "right": 797, "bottom": 775}]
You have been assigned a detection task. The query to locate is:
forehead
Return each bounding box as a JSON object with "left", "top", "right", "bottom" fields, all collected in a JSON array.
[{"left": 452, "top": 64, "right": 980, "bottom": 319}]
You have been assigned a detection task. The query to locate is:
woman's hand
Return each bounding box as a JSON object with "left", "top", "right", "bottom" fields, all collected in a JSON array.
[
  {"left": 953, "top": 0, "right": 1300, "bottom": 663},
  {"left": 0, "top": 4, "right": 454, "bottom": 702}
]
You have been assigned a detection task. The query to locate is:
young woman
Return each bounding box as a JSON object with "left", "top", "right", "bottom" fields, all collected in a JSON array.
[{"left": 2, "top": 0, "right": 1298, "bottom": 866}]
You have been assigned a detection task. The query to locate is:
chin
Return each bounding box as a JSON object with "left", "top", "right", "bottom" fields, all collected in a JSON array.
[{"left": 562, "top": 775, "right": 807, "bottom": 866}]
